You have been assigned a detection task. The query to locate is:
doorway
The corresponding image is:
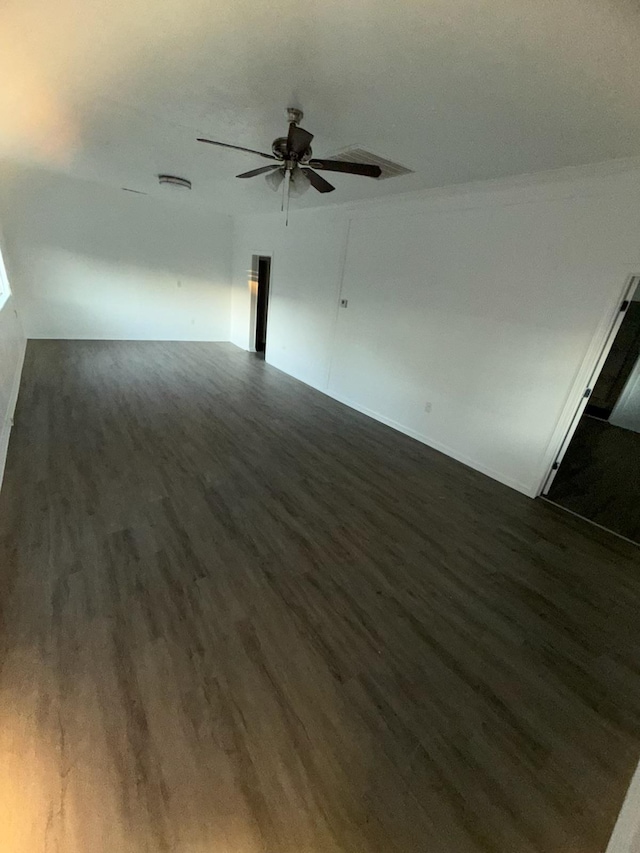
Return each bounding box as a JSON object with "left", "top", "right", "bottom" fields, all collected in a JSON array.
[
  {"left": 584, "top": 297, "right": 640, "bottom": 421},
  {"left": 543, "top": 277, "right": 640, "bottom": 543},
  {"left": 255, "top": 256, "right": 271, "bottom": 356}
]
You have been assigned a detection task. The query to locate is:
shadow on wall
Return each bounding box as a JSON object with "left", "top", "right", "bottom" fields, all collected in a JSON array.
[
  {"left": 24, "top": 249, "right": 230, "bottom": 340},
  {"left": 0, "top": 167, "right": 232, "bottom": 340},
  {"left": 0, "top": 294, "right": 26, "bottom": 476}
]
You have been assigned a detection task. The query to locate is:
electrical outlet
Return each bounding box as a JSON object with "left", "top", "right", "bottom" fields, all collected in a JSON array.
[{"left": 424, "top": 401, "right": 432, "bottom": 413}]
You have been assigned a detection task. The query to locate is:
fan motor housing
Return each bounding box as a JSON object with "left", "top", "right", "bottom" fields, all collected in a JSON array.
[{"left": 272, "top": 136, "right": 312, "bottom": 162}]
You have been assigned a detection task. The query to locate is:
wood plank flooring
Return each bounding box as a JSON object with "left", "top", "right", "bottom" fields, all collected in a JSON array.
[
  {"left": 546, "top": 415, "right": 640, "bottom": 544},
  {"left": 1, "top": 340, "right": 639, "bottom": 853}
]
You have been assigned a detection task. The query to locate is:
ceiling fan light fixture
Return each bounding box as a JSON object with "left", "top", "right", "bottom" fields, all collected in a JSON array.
[
  {"left": 288, "top": 167, "right": 311, "bottom": 196},
  {"left": 265, "top": 168, "right": 285, "bottom": 192}
]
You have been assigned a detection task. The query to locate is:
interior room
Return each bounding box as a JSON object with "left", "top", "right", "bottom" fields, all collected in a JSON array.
[
  {"left": 1, "top": 2, "right": 640, "bottom": 852},
  {"left": 545, "top": 280, "right": 640, "bottom": 543}
]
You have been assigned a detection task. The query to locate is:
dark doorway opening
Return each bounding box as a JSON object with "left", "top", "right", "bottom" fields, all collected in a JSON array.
[
  {"left": 585, "top": 300, "right": 640, "bottom": 420},
  {"left": 255, "top": 256, "right": 271, "bottom": 355},
  {"left": 544, "top": 281, "right": 640, "bottom": 544}
]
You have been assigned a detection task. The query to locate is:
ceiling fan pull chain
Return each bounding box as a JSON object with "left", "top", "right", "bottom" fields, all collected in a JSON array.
[{"left": 285, "top": 170, "right": 291, "bottom": 226}]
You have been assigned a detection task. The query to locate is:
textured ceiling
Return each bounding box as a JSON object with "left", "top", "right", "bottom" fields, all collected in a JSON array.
[{"left": 2, "top": 0, "right": 640, "bottom": 212}]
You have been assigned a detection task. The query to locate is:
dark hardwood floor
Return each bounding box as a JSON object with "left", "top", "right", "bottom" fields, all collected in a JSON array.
[
  {"left": 1, "top": 340, "right": 639, "bottom": 853},
  {"left": 547, "top": 415, "right": 640, "bottom": 544}
]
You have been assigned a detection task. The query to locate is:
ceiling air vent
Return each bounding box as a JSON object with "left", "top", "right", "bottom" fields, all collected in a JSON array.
[{"left": 326, "top": 148, "right": 414, "bottom": 180}]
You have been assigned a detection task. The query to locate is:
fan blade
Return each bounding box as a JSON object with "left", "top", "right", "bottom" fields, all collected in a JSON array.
[
  {"left": 237, "top": 165, "right": 281, "bottom": 178},
  {"left": 287, "top": 124, "right": 314, "bottom": 158},
  {"left": 308, "top": 159, "right": 381, "bottom": 177},
  {"left": 302, "top": 168, "right": 335, "bottom": 194},
  {"left": 197, "top": 138, "right": 277, "bottom": 160}
]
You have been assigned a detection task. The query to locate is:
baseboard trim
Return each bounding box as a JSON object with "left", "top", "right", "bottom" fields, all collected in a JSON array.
[
  {"left": 0, "top": 338, "right": 27, "bottom": 492},
  {"left": 542, "top": 498, "right": 639, "bottom": 548},
  {"left": 328, "top": 391, "right": 535, "bottom": 497},
  {"left": 258, "top": 352, "right": 538, "bottom": 498}
]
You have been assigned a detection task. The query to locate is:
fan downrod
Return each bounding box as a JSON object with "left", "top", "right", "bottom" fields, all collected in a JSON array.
[{"left": 286, "top": 107, "right": 303, "bottom": 125}]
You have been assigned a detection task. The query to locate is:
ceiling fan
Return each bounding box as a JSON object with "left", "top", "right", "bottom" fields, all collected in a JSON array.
[{"left": 197, "top": 108, "right": 382, "bottom": 220}]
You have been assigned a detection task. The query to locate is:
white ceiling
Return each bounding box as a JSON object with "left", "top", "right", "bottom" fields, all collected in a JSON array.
[{"left": 2, "top": 0, "right": 640, "bottom": 213}]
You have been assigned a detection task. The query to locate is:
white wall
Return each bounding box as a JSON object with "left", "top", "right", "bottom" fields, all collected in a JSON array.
[
  {"left": 231, "top": 163, "right": 640, "bottom": 497},
  {"left": 0, "top": 230, "right": 26, "bottom": 488},
  {"left": 607, "top": 759, "right": 640, "bottom": 853},
  {"left": 0, "top": 294, "right": 25, "bottom": 483},
  {"left": 1, "top": 168, "right": 232, "bottom": 341}
]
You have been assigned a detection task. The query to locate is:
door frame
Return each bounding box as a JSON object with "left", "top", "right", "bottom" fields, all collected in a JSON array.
[
  {"left": 247, "top": 252, "right": 274, "bottom": 353},
  {"left": 255, "top": 256, "right": 271, "bottom": 353},
  {"left": 539, "top": 274, "right": 639, "bottom": 496}
]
